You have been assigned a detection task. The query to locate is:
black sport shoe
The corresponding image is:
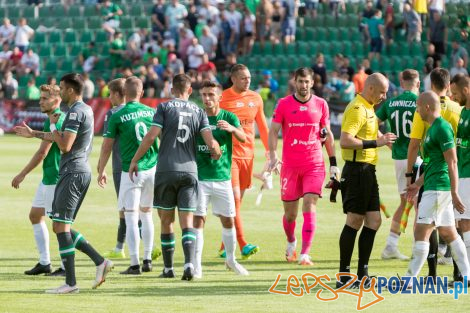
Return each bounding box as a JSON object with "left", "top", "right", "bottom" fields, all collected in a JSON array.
[
  {"left": 25, "top": 263, "right": 51, "bottom": 275},
  {"left": 120, "top": 266, "right": 141, "bottom": 275},
  {"left": 142, "top": 260, "right": 152, "bottom": 272},
  {"left": 158, "top": 269, "right": 175, "bottom": 278},
  {"left": 181, "top": 267, "right": 194, "bottom": 281},
  {"left": 47, "top": 268, "right": 66, "bottom": 277}
]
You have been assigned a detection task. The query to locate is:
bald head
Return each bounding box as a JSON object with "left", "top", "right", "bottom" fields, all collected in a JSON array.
[
  {"left": 417, "top": 91, "right": 441, "bottom": 122},
  {"left": 124, "top": 76, "right": 143, "bottom": 100},
  {"left": 362, "top": 73, "right": 389, "bottom": 105}
]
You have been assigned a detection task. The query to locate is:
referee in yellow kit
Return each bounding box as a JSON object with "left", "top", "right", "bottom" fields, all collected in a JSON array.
[{"left": 337, "top": 73, "right": 397, "bottom": 288}]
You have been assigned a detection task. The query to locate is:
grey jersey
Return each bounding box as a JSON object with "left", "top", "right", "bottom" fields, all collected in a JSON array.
[
  {"left": 60, "top": 101, "right": 94, "bottom": 174},
  {"left": 103, "top": 104, "right": 124, "bottom": 173},
  {"left": 152, "top": 99, "right": 210, "bottom": 173}
]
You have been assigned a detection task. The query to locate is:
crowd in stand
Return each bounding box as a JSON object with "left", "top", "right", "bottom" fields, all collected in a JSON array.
[{"left": 0, "top": 0, "right": 468, "bottom": 102}]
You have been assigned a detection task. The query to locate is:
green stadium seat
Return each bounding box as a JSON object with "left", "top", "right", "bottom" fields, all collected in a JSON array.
[
  {"left": 130, "top": 5, "right": 143, "bottom": 16},
  {"left": 67, "top": 5, "right": 81, "bottom": 17},
  {"left": 251, "top": 42, "right": 261, "bottom": 55},
  {"left": 73, "top": 18, "right": 87, "bottom": 30},
  {"left": 324, "top": 15, "right": 335, "bottom": 28},
  {"left": 54, "top": 44, "right": 68, "bottom": 57},
  {"left": 327, "top": 28, "right": 339, "bottom": 41},
  {"left": 88, "top": 17, "right": 102, "bottom": 30},
  {"left": 120, "top": 17, "right": 134, "bottom": 30},
  {"left": 49, "top": 31, "right": 62, "bottom": 44},
  {"left": 409, "top": 42, "right": 422, "bottom": 55},
  {"left": 0, "top": 8, "right": 5, "bottom": 18},
  {"left": 308, "top": 41, "right": 319, "bottom": 56},
  {"left": 337, "top": 15, "right": 348, "bottom": 28},
  {"left": 304, "top": 27, "right": 314, "bottom": 41},
  {"left": 285, "top": 43, "right": 296, "bottom": 55},
  {"left": 60, "top": 58, "right": 75, "bottom": 72},
  {"left": 136, "top": 16, "right": 150, "bottom": 29},
  {"left": 262, "top": 42, "right": 273, "bottom": 55},
  {"left": 314, "top": 28, "right": 327, "bottom": 41},
  {"left": 22, "top": 6, "right": 36, "bottom": 19},
  {"left": 64, "top": 31, "right": 77, "bottom": 43},
  {"left": 380, "top": 57, "right": 392, "bottom": 72},
  {"left": 45, "top": 59, "right": 58, "bottom": 71},
  {"left": 69, "top": 43, "right": 82, "bottom": 57},
  {"left": 99, "top": 42, "right": 110, "bottom": 56},
  {"left": 80, "top": 30, "right": 94, "bottom": 43},
  {"left": 84, "top": 5, "right": 100, "bottom": 17},
  {"left": 95, "top": 30, "right": 108, "bottom": 43},
  {"left": 272, "top": 43, "right": 283, "bottom": 55},
  {"left": 57, "top": 19, "right": 73, "bottom": 30},
  {"left": 297, "top": 42, "right": 309, "bottom": 55},
  {"left": 8, "top": 7, "right": 21, "bottom": 19},
  {"left": 346, "top": 14, "right": 358, "bottom": 27},
  {"left": 33, "top": 32, "right": 46, "bottom": 44},
  {"left": 41, "top": 18, "right": 55, "bottom": 28},
  {"left": 342, "top": 41, "right": 353, "bottom": 56},
  {"left": 36, "top": 75, "right": 48, "bottom": 86},
  {"left": 39, "top": 45, "right": 52, "bottom": 58},
  {"left": 19, "top": 75, "right": 31, "bottom": 87},
  {"left": 29, "top": 19, "right": 40, "bottom": 29}
]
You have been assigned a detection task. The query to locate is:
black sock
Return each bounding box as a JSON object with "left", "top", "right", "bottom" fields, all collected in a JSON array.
[
  {"left": 117, "top": 218, "right": 126, "bottom": 249},
  {"left": 182, "top": 228, "right": 196, "bottom": 266},
  {"left": 339, "top": 225, "right": 358, "bottom": 283},
  {"left": 161, "top": 233, "right": 175, "bottom": 269},
  {"left": 138, "top": 220, "right": 142, "bottom": 239},
  {"left": 71, "top": 229, "right": 104, "bottom": 266},
  {"left": 427, "top": 229, "right": 438, "bottom": 277},
  {"left": 357, "top": 226, "right": 377, "bottom": 279},
  {"left": 57, "top": 232, "right": 76, "bottom": 287}
]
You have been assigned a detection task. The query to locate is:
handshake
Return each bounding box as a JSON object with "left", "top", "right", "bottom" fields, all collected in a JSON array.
[{"left": 325, "top": 166, "right": 341, "bottom": 203}]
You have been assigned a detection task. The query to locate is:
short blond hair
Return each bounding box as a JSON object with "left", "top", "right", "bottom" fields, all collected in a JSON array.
[{"left": 40, "top": 84, "right": 61, "bottom": 98}]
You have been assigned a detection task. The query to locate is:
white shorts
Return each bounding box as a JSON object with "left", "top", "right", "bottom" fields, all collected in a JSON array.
[
  {"left": 455, "top": 178, "right": 470, "bottom": 221},
  {"left": 195, "top": 180, "right": 235, "bottom": 218},
  {"left": 103, "top": 19, "right": 120, "bottom": 29},
  {"left": 417, "top": 190, "right": 455, "bottom": 227},
  {"left": 394, "top": 159, "right": 407, "bottom": 195},
  {"left": 118, "top": 166, "right": 156, "bottom": 211},
  {"left": 31, "top": 182, "right": 56, "bottom": 214}
]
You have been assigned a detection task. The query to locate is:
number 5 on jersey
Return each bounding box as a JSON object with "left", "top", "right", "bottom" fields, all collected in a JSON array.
[{"left": 177, "top": 112, "right": 192, "bottom": 143}]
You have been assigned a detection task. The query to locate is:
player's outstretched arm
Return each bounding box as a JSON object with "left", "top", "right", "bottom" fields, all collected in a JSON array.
[
  {"left": 444, "top": 147, "right": 465, "bottom": 214},
  {"left": 11, "top": 140, "right": 52, "bottom": 189},
  {"left": 255, "top": 103, "right": 270, "bottom": 153},
  {"left": 201, "top": 129, "right": 221, "bottom": 160},
  {"left": 97, "top": 138, "right": 114, "bottom": 188},
  {"left": 14, "top": 122, "right": 55, "bottom": 142},
  {"left": 268, "top": 121, "right": 281, "bottom": 174},
  {"left": 217, "top": 120, "right": 246, "bottom": 142},
  {"left": 129, "top": 125, "right": 160, "bottom": 181}
]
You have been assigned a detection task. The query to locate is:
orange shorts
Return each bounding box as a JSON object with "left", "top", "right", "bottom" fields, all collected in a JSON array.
[{"left": 231, "top": 158, "right": 254, "bottom": 190}]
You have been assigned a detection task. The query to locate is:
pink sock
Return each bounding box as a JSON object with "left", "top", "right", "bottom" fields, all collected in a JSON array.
[
  {"left": 301, "top": 211, "right": 316, "bottom": 255},
  {"left": 282, "top": 215, "right": 296, "bottom": 243}
]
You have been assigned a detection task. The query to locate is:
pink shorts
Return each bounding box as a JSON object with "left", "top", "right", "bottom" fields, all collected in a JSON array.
[{"left": 280, "top": 163, "right": 326, "bottom": 201}]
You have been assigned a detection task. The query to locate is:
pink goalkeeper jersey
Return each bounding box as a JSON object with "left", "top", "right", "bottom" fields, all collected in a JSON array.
[{"left": 272, "top": 94, "right": 330, "bottom": 167}]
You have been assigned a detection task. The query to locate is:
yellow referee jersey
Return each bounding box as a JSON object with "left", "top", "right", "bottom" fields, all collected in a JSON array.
[
  {"left": 341, "top": 94, "right": 379, "bottom": 165},
  {"left": 410, "top": 96, "right": 461, "bottom": 140}
]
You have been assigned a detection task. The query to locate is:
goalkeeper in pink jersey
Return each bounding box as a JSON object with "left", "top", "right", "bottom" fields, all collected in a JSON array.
[{"left": 268, "top": 67, "right": 339, "bottom": 265}]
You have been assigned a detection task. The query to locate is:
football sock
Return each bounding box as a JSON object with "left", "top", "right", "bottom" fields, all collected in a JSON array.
[
  {"left": 222, "top": 227, "right": 237, "bottom": 263},
  {"left": 450, "top": 237, "right": 470, "bottom": 278},
  {"left": 139, "top": 211, "right": 154, "bottom": 261},
  {"left": 453, "top": 230, "right": 463, "bottom": 280},
  {"left": 57, "top": 232, "right": 76, "bottom": 287},
  {"left": 357, "top": 226, "right": 377, "bottom": 279},
  {"left": 71, "top": 229, "right": 104, "bottom": 266},
  {"left": 234, "top": 196, "right": 247, "bottom": 250},
  {"left": 161, "top": 233, "right": 175, "bottom": 270},
  {"left": 427, "top": 229, "right": 438, "bottom": 277},
  {"left": 300, "top": 212, "right": 316, "bottom": 255},
  {"left": 385, "top": 232, "right": 399, "bottom": 251},
  {"left": 33, "top": 222, "right": 50, "bottom": 265},
  {"left": 339, "top": 225, "right": 358, "bottom": 283},
  {"left": 138, "top": 220, "right": 142, "bottom": 239},
  {"left": 116, "top": 217, "right": 126, "bottom": 251},
  {"left": 182, "top": 228, "right": 196, "bottom": 266},
  {"left": 282, "top": 215, "right": 296, "bottom": 243},
  {"left": 124, "top": 211, "right": 140, "bottom": 266},
  {"left": 463, "top": 232, "right": 470, "bottom": 266},
  {"left": 194, "top": 228, "right": 204, "bottom": 272},
  {"left": 406, "top": 241, "right": 429, "bottom": 277}
]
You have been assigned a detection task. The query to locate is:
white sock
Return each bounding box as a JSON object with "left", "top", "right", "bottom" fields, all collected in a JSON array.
[
  {"left": 405, "top": 241, "right": 429, "bottom": 277},
  {"left": 386, "top": 232, "right": 400, "bottom": 250},
  {"left": 194, "top": 228, "right": 204, "bottom": 273},
  {"left": 139, "top": 211, "right": 154, "bottom": 261},
  {"left": 463, "top": 232, "right": 470, "bottom": 267},
  {"left": 450, "top": 237, "right": 470, "bottom": 277},
  {"left": 33, "top": 222, "right": 50, "bottom": 265},
  {"left": 124, "top": 211, "right": 140, "bottom": 266},
  {"left": 222, "top": 227, "right": 236, "bottom": 264}
]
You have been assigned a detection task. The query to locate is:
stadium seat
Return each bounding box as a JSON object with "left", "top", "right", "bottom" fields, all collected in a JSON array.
[
  {"left": 64, "top": 31, "right": 77, "bottom": 43},
  {"left": 83, "top": 5, "right": 100, "bottom": 17},
  {"left": 54, "top": 44, "right": 68, "bottom": 57},
  {"left": 44, "top": 59, "right": 58, "bottom": 71},
  {"left": 136, "top": 16, "right": 150, "bottom": 29},
  {"left": 69, "top": 43, "right": 82, "bottom": 57},
  {"left": 67, "top": 5, "right": 81, "bottom": 18},
  {"left": 28, "top": 19, "right": 40, "bottom": 29},
  {"left": 39, "top": 46, "right": 52, "bottom": 58},
  {"left": 80, "top": 30, "right": 93, "bottom": 43},
  {"left": 272, "top": 43, "right": 283, "bottom": 56},
  {"left": 262, "top": 42, "right": 273, "bottom": 55},
  {"left": 49, "top": 31, "right": 62, "bottom": 44},
  {"left": 73, "top": 18, "right": 87, "bottom": 30},
  {"left": 60, "top": 58, "right": 75, "bottom": 72},
  {"left": 285, "top": 43, "right": 296, "bottom": 56},
  {"left": 251, "top": 42, "right": 261, "bottom": 55},
  {"left": 22, "top": 6, "right": 36, "bottom": 19},
  {"left": 130, "top": 5, "right": 143, "bottom": 16},
  {"left": 297, "top": 42, "right": 310, "bottom": 55},
  {"left": 57, "top": 19, "right": 73, "bottom": 30},
  {"left": 88, "top": 17, "right": 102, "bottom": 30},
  {"left": 33, "top": 32, "right": 46, "bottom": 44},
  {"left": 95, "top": 30, "right": 108, "bottom": 43},
  {"left": 120, "top": 17, "right": 134, "bottom": 30},
  {"left": 8, "top": 7, "right": 21, "bottom": 19}
]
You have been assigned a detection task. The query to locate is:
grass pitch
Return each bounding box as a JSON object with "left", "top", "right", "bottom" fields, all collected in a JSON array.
[{"left": 0, "top": 135, "right": 466, "bottom": 312}]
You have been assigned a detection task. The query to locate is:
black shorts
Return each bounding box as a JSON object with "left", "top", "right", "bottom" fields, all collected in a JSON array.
[
  {"left": 113, "top": 171, "right": 121, "bottom": 198},
  {"left": 153, "top": 172, "right": 198, "bottom": 212},
  {"left": 415, "top": 163, "right": 425, "bottom": 204},
  {"left": 370, "top": 37, "right": 383, "bottom": 53},
  {"left": 340, "top": 161, "right": 380, "bottom": 215},
  {"left": 51, "top": 172, "right": 91, "bottom": 224}
]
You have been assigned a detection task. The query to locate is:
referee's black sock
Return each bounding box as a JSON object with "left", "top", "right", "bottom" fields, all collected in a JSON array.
[
  {"left": 161, "top": 233, "right": 175, "bottom": 270},
  {"left": 427, "top": 229, "right": 438, "bottom": 277},
  {"left": 182, "top": 228, "right": 196, "bottom": 266},
  {"left": 339, "top": 225, "right": 358, "bottom": 283},
  {"left": 116, "top": 217, "right": 126, "bottom": 250},
  {"left": 138, "top": 220, "right": 142, "bottom": 239},
  {"left": 357, "top": 226, "right": 377, "bottom": 279},
  {"left": 71, "top": 229, "right": 104, "bottom": 266},
  {"left": 57, "top": 232, "right": 76, "bottom": 287}
]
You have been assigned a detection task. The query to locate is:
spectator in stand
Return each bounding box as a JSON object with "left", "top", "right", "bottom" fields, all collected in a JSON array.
[
  {"left": 160, "top": 77, "right": 172, "bottom": 98},
  {"left": 457, "top": 8, "right": 469, "bottom": 41},
  {"left": 413, "top": 0, "right": 427, "bottom": 27},
  {"left": 9, "top": 46, "right": 23, "bottom": 73},
  {"left": 109, "top": 31, "right": 126, "bottom": 76},
  {"left": 25, "top": 78, "right": 40, "bottom": 100},
  {"left": 450, "top": 41, "right": 468, "bottom": 69},
  {"left": 281, "top": 0, "right": 298, "bottom": 44},
  {"left": 312, "top": 53, "right": 327, "bottom": 85},
  {"left": 47, "top": 76, "right": 56, "bottom": 86},
  {"left": 428, "top": 11, "right": 447, "bottom": 56},
  {"left": 334, "top": 53, "right": 344, "bottom": 72},
  {"left": 286, "top": 70, "right": 296, "bottom": 96},
  {"left": 225, "top": 1, "right": 242, "bottom": 54},
  {"left": 151, "top": 0, "right": 167, "bottom": 41},
  {"left": 14, "top": 18, "right": 34, "bottom": 53},
  {"left": 165, "top": 0, "right": 188, "bottom": 42},
  {"left": 82, "top": 73, "right": 95, "bottom": 102},
  {"left": 199, "top": 0, "right": 220, "bottom": 25},
  {"left": 222, "top": 52, "right": 237, "bottom": 89},
  {"left": 383, "top": 0, "right": 394, "bottom": 45},
  {"left": 305, "top": 0, "right": 319, "bottom": 19},
  {"left": 450, "top": 58, "right": 468, "bottom": 78},
  {"left": 340, "top": 56, "right": 355, "bottom": 81},
  {"left": 0, "top": 18, "right": 16, "bottom": 45},
  {"left": 338, "top": 72, "right": 356, "bottom": 103},
  {"left": 365, "top": 9, "right": 385, "bottom": 60},
  {"left": 167, "top": 53, "right": 184, "bottom": 75},
  {"left": 353, "top": 65, "right": 369, "bottom": 93},
  {"left": 361, "top": 58, "right": 373, "bottom": 75},
  {"left": 80, "top": 42, "right": 98, "bottom": 73},
  {"left": 143, "top": 47, "right": 158, "bottom": 65},
  {"left": 220, "top": 11, "right": 233, "bottom": 56},
  {"left": 17, "top": 48, "right": 40, "bottom": 77},
  {"left": 422, "top": 61, "right": 433, "bottom": 91},
  {"left": 101, "top": 0, "right": 123, "bottom": 36},
  {"left": 151, "top": 56, "right": 165, "bottom": 78},
  {"left": 329, "top": 0, "right": 345, "bottom": 19},
  {"left": 0, "top": 42, "right": 12, "bottom": 73},
  {"left": 197, "top": 53, "right": 217, "bottom": 76},
  {"left": 187, "top": 37, "right": 205, "bottom": 71},
  {"left": 360, "top": 1, "right": 375, "bottom": 43},
  {"left": 126, "top": 29, "right": 147, "bottom": 65},
  {"left": 269, "top": 1, "right": 282, "bottom": 45},
  {"left": 428, "top": 0, "right": 445, "bottom": 24},
  {"left": 403, "top": 2, "right": 422, "bottom": 43},
  {"left": 186, "top": 4, "right": 199, "bottom": 33},
  {"left": 312, "top": 73, "right": 324, "bottom": 97},
  {"left": 261, "top": 69, "right": 279, "bottom": 93},
  {"left": 324, "top": 70, "right": 342, "bottom": 100},
  {"left": 0, "top": 71, "right": 18, "bottom": 99},
  {"left": 143, "top": 65, "right": 163, "bottom": 97},
  {"left": 242, "top": 5, "right": 256, "bottom": 55},
  {"left": 256, "top": 0, "right": 273, "bottom": 47},
  {"left": 200, "top": 26, "right": 218, "bottom": 60},
  {"left": 425, "top": 43, "right": 441, "bottom": 68},
  {"left": 96, "top": 77, "right": 110, "bottom": 98}
]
